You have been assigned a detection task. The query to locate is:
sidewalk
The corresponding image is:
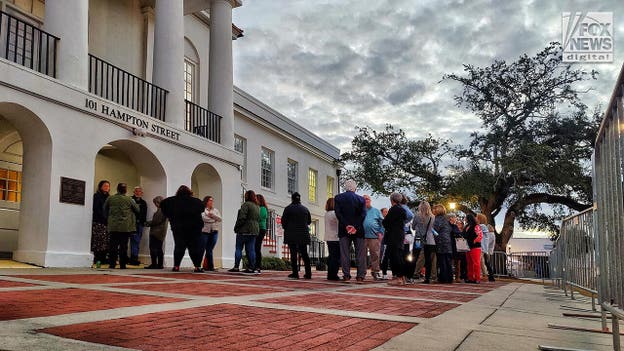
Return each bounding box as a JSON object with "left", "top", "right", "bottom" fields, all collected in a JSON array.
[{"left": 0, "top": 268, "right": 614, "bottom": 350}]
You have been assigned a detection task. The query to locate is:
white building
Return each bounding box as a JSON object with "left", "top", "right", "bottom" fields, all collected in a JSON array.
[{"left": 0, "top": 0, "right": 340, "bottom": 267}]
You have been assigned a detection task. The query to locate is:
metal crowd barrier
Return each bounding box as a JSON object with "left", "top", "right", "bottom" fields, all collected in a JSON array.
[
  {"left": 592, "top": 72, "right": 624, "bottom": 350},
  {"left": 549, "top": 67, "right": 624, "bottom": 350}
]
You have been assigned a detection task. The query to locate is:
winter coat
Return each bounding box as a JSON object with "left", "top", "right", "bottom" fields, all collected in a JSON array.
[
  {"left": 201, "top": 208, "right": 222, "bottom": 233},
  {"left": 160, "top": 195, "right": 204, "bottom": 234},
  {"left": 104, "top": 193, "right": 139, "bottom": 233},
  {"left": 411, "top": 214, "right": 434, "bottom": 242},
  {"left": 463, "top": 225, "right": 482, "bottom": 249},
  {"left": 132, "top": 195, "right": 148, "bottom": 223},
  {"left": 334, "top": 191, "right": 366, "bottom": 238},
  {"left": 281, "top": 202, "right": 312, "bottom": 245},
  {"left": 259, "top": 206, "right": 268, "bottom": 231},
  {"left": 145, "top": 208, "right": 169, "bottom": 241},
  {"left": 382, "top": 204, "right": 407, "bottom": 248},
  {"left": 234, "top": 201, "right": 260, "bottom": 235},
  {"left": 92, "top": 191, "right": 109, "bottom": 224},
  {"left": 433, "top": 215, "right": 453, "bottom": 254}
]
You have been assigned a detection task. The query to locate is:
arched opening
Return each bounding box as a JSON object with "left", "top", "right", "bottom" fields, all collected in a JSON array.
[
  {"left": 94, "top": 140, "right": 166, "bottom": 264},
  {"left": 0, "top": 103, "right": 52, "bottom": 264},
  {"left": 191, "top": 163, "right": 222, "bottom": 268}
]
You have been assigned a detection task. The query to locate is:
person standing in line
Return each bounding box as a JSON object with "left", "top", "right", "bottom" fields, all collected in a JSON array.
[
  {"left": 129, "top": 186, "right": 147, "bottom": 265},
  {"left": 229, "top": 190, "right": 260, "bottom": 274},
  {"left": 408, "top": 201, "right": 434, "bottom": 283},
  {"left": 254, "top": 194, "right": 268, "bottom": 274},
  {"left": 432, "top": 204, "right": 453, "bottom": 283},
  {"left": 476, "top": 214, "right": 496, "bottom": 282},
  {"left": 382, "top": 192, "right": 407, "bottom": 285},
  {"left": 421, "top": 200, "right": 438, "bottom": 284},
  {"left": 449, "top": 214, "right": 467, "bottom": 283},
  {"left": 282, "top": 192, "right": 312, "bottom": 279},
  {"left": 144, "top": 196, "right": 168, "bottom": 269},
  {"left": 91, "top": 180, "right": 110, "bottom": 266},
  {"left": 201, "top": 195, "right": 222, "bottom": 272},
  {"left": 160, "top": 185, "right": 205, "bottom": 272},
  {"left": 379, "top": 207, "right": 391, "bottom": 279},
  {"left": 324, "top": 197, "right": 340, "bottom": 281},
  {"left": 334, "top": 179, "right": 367, "bottom": 283},
  {"left": 463, "top": 214, "right": 482, "bottom": 283},
  {"left": 104, "top": 183, "right": 139, "bottom": 269},
  {"left": 363, "top": 195, "right": 384, "bottom": 280}
]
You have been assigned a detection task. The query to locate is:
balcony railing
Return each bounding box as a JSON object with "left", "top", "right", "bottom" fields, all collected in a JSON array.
[
  {"left": 89, "top": 54, "right": 168, "bottom": 121},
  {"left": 185, "top": 100, "right": 221, "bottom": 143},
  {"left": 0, "top": 11, "right": 59, "bottom": 77}
]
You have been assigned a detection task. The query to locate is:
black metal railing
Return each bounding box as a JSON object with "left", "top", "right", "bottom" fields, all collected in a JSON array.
[
  {"left": 0, "top": 11, "right": 59, "bottom": 77},
  {"left": 89, "top": 54, "right": 168, "bottom": 121},
  {"left": 185, "top": 100, "right": 222, "bottom": 143}
]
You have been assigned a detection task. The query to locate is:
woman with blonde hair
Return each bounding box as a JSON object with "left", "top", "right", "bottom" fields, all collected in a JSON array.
[
  {"left": 476, "top": 213, "right": 495, "bottom": 282},
  {"left": 432, "top": 204, "right": 453, "bottom": 283},
  {"left": 408, "top": 201, "right": 434, "bottom": 283}
]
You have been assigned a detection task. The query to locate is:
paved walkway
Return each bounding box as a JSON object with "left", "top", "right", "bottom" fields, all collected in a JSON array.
[{"left": 0, "top": 268, "right": 615, "bottom": 350}]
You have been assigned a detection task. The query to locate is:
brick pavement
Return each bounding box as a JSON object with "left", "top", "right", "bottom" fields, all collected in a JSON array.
[{"left": 0, "top": 270, "right": 518, "bottom": 350}]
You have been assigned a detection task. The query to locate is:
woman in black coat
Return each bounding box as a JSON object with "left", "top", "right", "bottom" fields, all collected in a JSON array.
[
  {"left": 281, "top": 192, "right": 312, "bottom": 279},
  {"left": 91, "top": 180, "right": 110, "bottom": 265},
  {"left": 160, "top": 185, "right": 205, "bottom": 272},
  {"left": 382, "top": 192, "right": 407, "bottom": 285}
]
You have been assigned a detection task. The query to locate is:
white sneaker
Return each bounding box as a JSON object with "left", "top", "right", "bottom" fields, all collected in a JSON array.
[{"left": 382, "top": 274, "right": 389, "bottom": 280}]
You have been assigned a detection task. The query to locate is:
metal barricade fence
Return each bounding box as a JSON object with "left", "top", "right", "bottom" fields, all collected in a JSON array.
[
  {"left": 593, "top": 73, "right": 624, "bottom": 350},
  {"left": 507, "top": 251, "right": 550, "bottom": 282}
]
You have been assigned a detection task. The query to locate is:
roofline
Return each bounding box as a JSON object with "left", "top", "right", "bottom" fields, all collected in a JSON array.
[{"left": 233, "top": 86, "right": 341, "bottom": 160}]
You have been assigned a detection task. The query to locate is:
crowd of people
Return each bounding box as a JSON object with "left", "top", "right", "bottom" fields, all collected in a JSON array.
[
  {"left": 90, "top": 179, "right": 498, "bottom": 285},
  {"left": 323, "top": 180, "right": 498, "bottom": 285}
]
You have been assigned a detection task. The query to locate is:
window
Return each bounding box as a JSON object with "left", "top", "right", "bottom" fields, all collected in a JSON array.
[
  {"left": 327, "top": 176, "right": 334, "bottom": 199},
  {"left": 234, "top": 135, "right": 247, "bottom": 181},
  {"left": 7, "top": 0, "right": 45, "bottom": 18},
  {"left": 309, "top": 219, "right": 319, "bottom": 237},
  {"left": 184, "top": 59, "right": 196, "bottom": 102},
  {"left": 287, "top": 159, "right": 298, "bottom": 195},
  {"left": 308, "top": 168, "right": 317, "bottom": 203},
  {"left": 261, "top": 148, "right": 274, "bottom": 189},
  {"left": 0, "top": 168, "right": 22, "bottom": 202}
]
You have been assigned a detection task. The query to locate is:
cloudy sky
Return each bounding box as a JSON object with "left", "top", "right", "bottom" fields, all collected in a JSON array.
[{"left": 232, "top": 0, "right": 624, "bottom": 154}]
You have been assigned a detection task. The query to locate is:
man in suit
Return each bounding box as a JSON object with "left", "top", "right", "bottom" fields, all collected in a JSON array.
[{"left": 334, "top": 179, "right": 367, "bottom": 283}]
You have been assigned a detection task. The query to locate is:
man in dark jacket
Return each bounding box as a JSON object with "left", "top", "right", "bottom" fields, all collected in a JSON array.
[
  {"left": 334, "top": 179, "right": 367, "bottom": 283},
  {"left": 281, "top": 192, "right": 312, "bottom": 279}
]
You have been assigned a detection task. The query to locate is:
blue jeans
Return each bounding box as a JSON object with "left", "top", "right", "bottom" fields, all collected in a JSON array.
[
  {"left": 234, "top": 234, "right": 256, "bottom": 270},
  {"left": 130, "top": 224, "right": 143, "bottom": 260},
  {"left": 202, "top": 231, "right": 219, "bottom": 270}
]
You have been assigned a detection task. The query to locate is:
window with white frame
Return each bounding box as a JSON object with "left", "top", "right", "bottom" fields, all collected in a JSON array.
[
  {"left": 183, "top": 59, "right": 196, "bottom": 102},
  {"left": 261, "top": 148, "right": 274, "bottom": 189},
  {"left": 326, "top": 176, "right": 334, "bottom": 199},
  {"left": 234, "top": 135, "right": 247, "bottom": 181},
  {"left": 287, "top": 159, "right": 298, "bottom": 195},
  {"left": 308, "top": 168, "right": 317, "bottom": 203}
]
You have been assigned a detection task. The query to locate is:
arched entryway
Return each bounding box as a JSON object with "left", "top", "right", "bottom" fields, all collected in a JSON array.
[
  {"left": 0, "top": 103, "right": 52, "bottom": 264},
  {"left": 94, "top": 140, "right": 167, "bottom": 264},
  {"left": 191, "top": 163, "right": 222, "bottom": 268}
]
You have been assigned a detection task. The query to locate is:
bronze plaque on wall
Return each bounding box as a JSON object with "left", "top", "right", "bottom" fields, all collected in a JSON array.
[{"left": 60, "top": 177, "right": 86, "bottom": 205}]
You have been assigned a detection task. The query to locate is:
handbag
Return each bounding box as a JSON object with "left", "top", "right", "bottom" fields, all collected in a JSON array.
[{"left": 455, "top": 237, "right": 470, "bottom": 252}]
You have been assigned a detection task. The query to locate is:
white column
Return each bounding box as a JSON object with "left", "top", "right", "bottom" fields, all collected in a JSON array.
[
  {"left": 153, "top": 0, "right": 185, "bottom": 129},
  {"left": 208, "top": 0, "right": 235, "bottom": 148},
  {"left": 141, "top": 6, "right": 155, "bottom": 82},
  {"left": 44, "top": 0, "right": 89, "bottom": 89}
]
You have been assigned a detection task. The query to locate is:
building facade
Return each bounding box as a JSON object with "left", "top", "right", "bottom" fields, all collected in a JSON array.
[{"left": 0, "top": 0, "right": 339, "bottom": 267}]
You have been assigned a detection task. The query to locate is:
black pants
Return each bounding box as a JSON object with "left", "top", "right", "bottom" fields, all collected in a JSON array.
[
  {"left": 437, "top": 253, "right": 453, "bottom": 283},
  {"left": 404, "top": 244, "right": 422, "bottom": 279},
  {"left": 289, "top": 244, "right": 311, "bottom": 277},
  {"left": 255, "top": 229, "right": 266, "bottom": 270},
  {"left": 109, "top": 232, "right": 130, "bottom": 268},
  {"left": 387, "top": 243, "right": 405, "bottom": 278},
  {"left": 173, "top": 231, "right": 202, "bottom": 267},
  {"left": 424, "top": 245, "right": 437, "bottom": 280},
  {"left": 149, "top": 236, "right": 164, "bottom": 267},
  {"left": 484, "top": 253, "right": 494, "bottom": 279},
  {"left": 327, "top": 241, "right": 340, "bottom": 279}
]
